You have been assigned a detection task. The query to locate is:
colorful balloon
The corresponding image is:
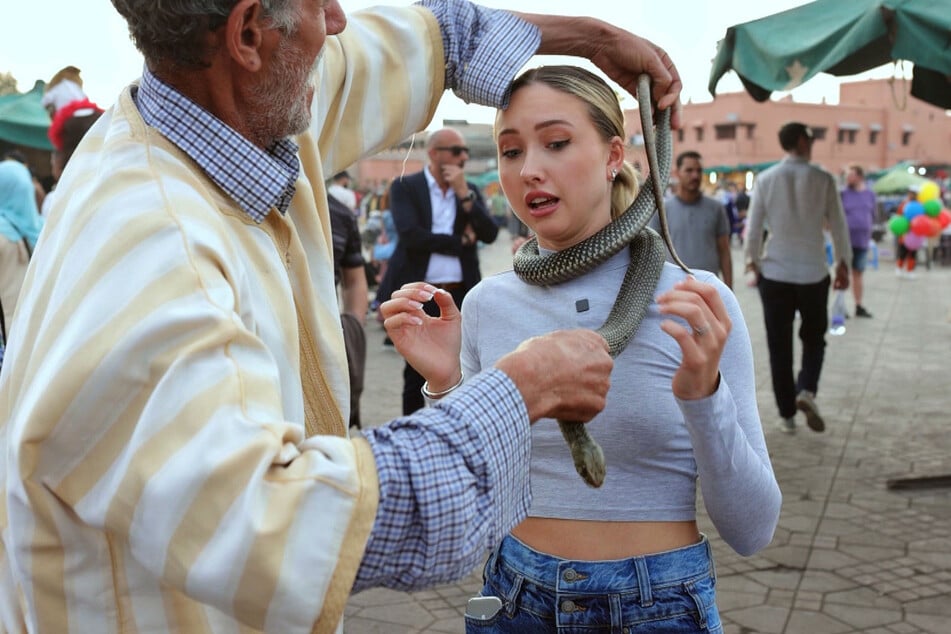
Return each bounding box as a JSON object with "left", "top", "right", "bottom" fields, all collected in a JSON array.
[
  {"left": 917, "top": 181, "right": 940, "bottom": 203},
  {"left": 888, "top": 214, "right": 910, "bottom": 236},
  {"left": 903, "top": 201, "right": 925, "bottom": 222},
  {"left": 903, "top": 232, "right": 925, "bottom": 250},
  {"left": 938, "top": 209, "right": 951, "bottom": 230},
  {"left": 911, "top": 214, "right": 942, "bottom": 238},
  {"left": 927, "top": 217, "right": 943, "bottom": 237},
  {"left": 924, "top": 199, "right": 942, "bottom": 217},
  {"left": 910, "top": 214, "right": 931, "bottom": 236}
]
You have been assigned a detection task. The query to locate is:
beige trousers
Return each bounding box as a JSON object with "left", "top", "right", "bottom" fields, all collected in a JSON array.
[{"left": 0, "top": 237, "right": 29, "bottom": 335}]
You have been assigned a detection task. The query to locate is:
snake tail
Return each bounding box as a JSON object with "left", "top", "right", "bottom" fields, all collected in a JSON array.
[{"left": 558, "top": 420, "right": 606, "bottom": 488}]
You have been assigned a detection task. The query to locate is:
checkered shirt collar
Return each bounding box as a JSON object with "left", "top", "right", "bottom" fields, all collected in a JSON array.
[{"left": 135, "top": 68, "right": 300, "bottom": 223}]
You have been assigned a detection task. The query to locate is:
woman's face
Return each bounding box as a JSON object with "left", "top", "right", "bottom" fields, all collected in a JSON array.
[{"left": 495, "top": 82, "right": 621, "bottom": 251}]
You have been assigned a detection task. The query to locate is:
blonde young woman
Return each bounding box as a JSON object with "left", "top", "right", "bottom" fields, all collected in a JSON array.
[{"left": 382, "top": 66, "right": 781, "bottom": 633}]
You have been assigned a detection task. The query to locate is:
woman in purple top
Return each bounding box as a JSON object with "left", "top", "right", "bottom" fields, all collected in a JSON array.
[{"left": 840, "top": 164, "right": 877, "bottom": 317}]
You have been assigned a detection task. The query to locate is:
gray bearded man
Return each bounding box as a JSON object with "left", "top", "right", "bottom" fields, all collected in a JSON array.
[{"left": 0, "top": 0, "right": 682, "bottom": 632}]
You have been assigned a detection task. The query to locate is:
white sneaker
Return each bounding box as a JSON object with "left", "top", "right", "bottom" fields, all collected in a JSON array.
[
  {"left": 795, "top": 391, "right": 826, "bottom": 432},
  {"left": 905, "top": 271, "right": 917, "bottom": 279},
  {"left": 777, "top": 417, "right": 796, "bottom": 434},
  {"left": 895, "top": 268, "right": 904, "bottom": 278}
]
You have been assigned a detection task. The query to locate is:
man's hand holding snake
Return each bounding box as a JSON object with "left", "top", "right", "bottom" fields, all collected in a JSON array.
[{"left": 516, "top": 13, "right": 683, "bottom": 129}]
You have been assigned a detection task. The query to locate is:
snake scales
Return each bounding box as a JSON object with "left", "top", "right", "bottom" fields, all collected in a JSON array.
[{"left": 512, "top": 74, "right": 689, "bottom": 488}]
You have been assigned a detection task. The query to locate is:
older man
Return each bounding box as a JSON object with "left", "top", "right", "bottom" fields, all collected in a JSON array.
[{"left": 0, "top": 0, "right": 681, "bottom": 632}]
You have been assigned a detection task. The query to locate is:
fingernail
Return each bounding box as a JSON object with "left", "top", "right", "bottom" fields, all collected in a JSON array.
[{"left": 409, "top": 301, "right": 423, "bottom": 309}]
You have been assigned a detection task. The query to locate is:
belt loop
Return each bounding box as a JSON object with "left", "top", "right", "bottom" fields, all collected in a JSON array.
[
  {"left": 486, "top": 546, "right": 500, "bottom": 577},
  {"left": 634, "top": 557, "right": 652, "bottom": 606},
  {"left": 503, "top": 574, "right": 523, "bottom": 617},
  {"left": 703, "top": 535, "right": 717, "bottom": 581}
]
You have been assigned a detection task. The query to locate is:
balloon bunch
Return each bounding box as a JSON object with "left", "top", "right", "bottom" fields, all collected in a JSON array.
[{"left": 887, "top": 182, "right": 951, "bottom": 250}]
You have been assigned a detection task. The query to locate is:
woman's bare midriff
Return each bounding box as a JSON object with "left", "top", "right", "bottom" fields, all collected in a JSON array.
[{"left": 510, "top": 518, "right": 701, "bottom": 560}]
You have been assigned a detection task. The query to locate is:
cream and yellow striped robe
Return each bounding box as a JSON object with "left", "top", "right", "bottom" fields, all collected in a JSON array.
[{"left": 0, "top": 6, "right": 448, "bottom": 633}]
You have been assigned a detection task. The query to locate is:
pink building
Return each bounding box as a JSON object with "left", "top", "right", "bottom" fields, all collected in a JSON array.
[
  {"left": 349, "top": 79, "right": 950, "bottom": 193},
  {"left": 623, "top": 78, "right": 951, "bottom": 180}
]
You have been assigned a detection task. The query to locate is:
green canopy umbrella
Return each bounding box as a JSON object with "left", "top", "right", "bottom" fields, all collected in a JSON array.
[
  {"left": 469, "top": 169, "right": 499, "bottom": 188},
  {"left": 870, "top": 166, "right": 929, "bottom": 195},
  {"left": 0, "top": 80, "right": 53, "bottom": 151},
  {"left": 708, "top": 0, "right": 951, "bottom": 110}
]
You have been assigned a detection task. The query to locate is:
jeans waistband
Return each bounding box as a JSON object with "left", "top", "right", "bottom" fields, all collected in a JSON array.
[{"left": 493, "top": 534, "right": 714, "bottom": 594}]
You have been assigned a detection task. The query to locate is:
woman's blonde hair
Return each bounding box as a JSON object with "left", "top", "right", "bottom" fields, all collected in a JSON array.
[{"left": 498, "top": 65, "right": 639, "bottom": 220}]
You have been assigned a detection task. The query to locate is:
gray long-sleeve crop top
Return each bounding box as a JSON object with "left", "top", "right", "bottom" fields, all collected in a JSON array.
[{"left": 460, "top": 250, "right": 781, "bottom": 556}]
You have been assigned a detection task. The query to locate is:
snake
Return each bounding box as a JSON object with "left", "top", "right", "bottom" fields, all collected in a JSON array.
[{"left": 512, "top": 74, "right": 689, "bottom": 488}]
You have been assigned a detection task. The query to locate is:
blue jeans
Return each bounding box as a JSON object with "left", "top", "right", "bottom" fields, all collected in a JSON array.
[{"left": 465, "top": 535, "right": 721, "bottom": 633}]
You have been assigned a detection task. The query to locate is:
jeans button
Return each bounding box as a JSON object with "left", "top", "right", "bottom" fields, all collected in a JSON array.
[
  {"left": 563, "top": 568, "right": 578, "bottom": 582},
  {"left": 561, "top": 600, "right": 577, "bottom": 613}
]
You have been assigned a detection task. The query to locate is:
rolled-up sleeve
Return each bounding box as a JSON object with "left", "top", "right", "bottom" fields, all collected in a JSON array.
[
  {"left": 354, "top": 369, "right": 532, "bottom": 591},
  {"left": 418, "top": 0, "right": 541, "bottom": 107}
]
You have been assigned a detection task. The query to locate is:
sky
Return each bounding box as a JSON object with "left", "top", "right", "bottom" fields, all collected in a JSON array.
[{"left": 1, "top": 0, "right": 908, "bottom": 128}]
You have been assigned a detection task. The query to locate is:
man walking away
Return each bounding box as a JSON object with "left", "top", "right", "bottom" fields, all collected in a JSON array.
[{"left": 744, "top": 122, "right": 850, "bottom": 435}]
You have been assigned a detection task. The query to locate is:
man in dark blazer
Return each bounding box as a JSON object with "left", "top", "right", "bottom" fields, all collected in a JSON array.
[{"left": 386, "top": 127, "right": 499, "bottom": 413}]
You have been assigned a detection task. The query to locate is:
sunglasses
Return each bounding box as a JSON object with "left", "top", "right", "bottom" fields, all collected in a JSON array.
[{"left": 436, "top": 145, "right": 470, "bottom": 157}]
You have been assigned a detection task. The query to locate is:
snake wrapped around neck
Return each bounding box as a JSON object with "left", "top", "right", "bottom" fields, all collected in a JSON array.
[{"left": 511, "top": 73, "right": 689, "bottom": 488}]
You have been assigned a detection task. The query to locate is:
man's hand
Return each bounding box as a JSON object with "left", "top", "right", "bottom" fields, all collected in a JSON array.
[
  {"left": 833, "top": 260, "right": 849, "bottom": 290},
  {"left": 460, "top": 224, "right": 477, "bottom": 247},
  {"left": 495, "top": 330, "right": 613, "bottom": 423},
  {"left": 441, "top": 164, "right": 469, "bottom": 198},
  {"left": 517, "top": 14, "right": 682, "bottom": 129}
]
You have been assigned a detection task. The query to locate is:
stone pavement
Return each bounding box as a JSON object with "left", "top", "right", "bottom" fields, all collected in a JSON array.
[{"left": 345, "top": 232, "right": 951, "bottom": 634}]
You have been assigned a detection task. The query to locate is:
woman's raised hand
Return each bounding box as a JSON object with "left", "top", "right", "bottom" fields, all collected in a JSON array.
[{"left": 380, "top": 283, "right": 463, "bottom": 392}]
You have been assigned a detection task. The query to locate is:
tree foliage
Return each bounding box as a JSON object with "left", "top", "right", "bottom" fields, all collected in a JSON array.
[{"left": 0, "top": 71, "right": 19, "bottom": 96}]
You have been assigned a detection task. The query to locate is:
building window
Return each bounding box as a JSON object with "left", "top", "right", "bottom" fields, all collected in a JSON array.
[
  {"left": 812, "top": 127, "right": 827, "bottom": 141},
  {"left": 902, "top": 130, "right": 913, "bottom": 146},
  {"left": 869, "top": 130, "right": 879, "bottom": 144},
  {"left": 695, "top": 126, "right": 704, "bottom": 142},
  {"left": 837, "top": 128, "right": 857, "bottom": 144},
  {"left": 677, "top": 128, "right": 684, "bottom": 143},
  {"left": 745, "top": 124, "right": 756, "bottom": 140},
  {"left": 715, "top": 124, "right": 736, "bottom": 140}
]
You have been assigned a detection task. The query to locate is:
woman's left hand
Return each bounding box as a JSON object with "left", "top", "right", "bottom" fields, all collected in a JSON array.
[{"left": 656, "top": 277, "right": 731, "bottom": 400}]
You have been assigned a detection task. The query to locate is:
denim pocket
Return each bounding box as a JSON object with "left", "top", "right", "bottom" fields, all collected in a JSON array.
[
  {"left": 684, "top": 574, "right": 722, "bottom": 633},
  {"left": 464, "top": 612, "right": 504, "bottom": 632}
]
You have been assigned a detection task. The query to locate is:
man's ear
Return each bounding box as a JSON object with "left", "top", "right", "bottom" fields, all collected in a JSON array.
[{"left": 224, "top": 0, "right": 268, "bottom": 72}]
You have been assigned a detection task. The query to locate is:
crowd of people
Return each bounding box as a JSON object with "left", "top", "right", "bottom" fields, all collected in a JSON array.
[{"left": 0, "top": 0, "right": 945, "bottom": 631}]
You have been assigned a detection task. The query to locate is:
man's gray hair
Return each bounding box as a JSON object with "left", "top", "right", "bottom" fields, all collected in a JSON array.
[{"left": 111, "top": 0, "right": 300, "bottom": 70}]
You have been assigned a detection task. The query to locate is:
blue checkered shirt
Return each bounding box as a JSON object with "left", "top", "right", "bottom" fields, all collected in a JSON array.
[
  {"left": 130, "top": 0, "right": 539, "bottom": 593},
  {"left": 135, "top": 69, "right": 298, "bottom": 223}
]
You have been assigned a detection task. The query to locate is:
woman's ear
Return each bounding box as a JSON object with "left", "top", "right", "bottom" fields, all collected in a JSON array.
[{"left": 607, "top": 135, "right": 625, "bottom": 175}]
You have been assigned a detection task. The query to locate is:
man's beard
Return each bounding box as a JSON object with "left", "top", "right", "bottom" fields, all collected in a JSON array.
[{"left": 247, "top": 39, "right": 322, "bottom": 147}]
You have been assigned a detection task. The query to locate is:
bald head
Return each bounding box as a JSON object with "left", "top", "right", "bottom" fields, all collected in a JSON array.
[{"left": 426, "top": 127, "right": 469, "bottom": 182}]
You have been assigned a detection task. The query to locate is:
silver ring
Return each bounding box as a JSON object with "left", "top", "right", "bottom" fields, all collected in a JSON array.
[{"left": 693, "top": 323, "right": 710, "bottom": 337}]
